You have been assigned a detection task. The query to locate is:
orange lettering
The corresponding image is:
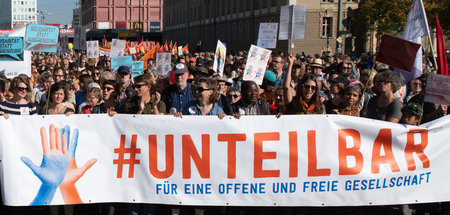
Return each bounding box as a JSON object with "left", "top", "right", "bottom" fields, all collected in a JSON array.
[
  {"left": 289, "top": 131, "right": 298, "bottom": 177},
  {"left": 405, "top": 129, "right": 430, "bottom": 171},
  {"left": 308, "top": 130, "right": 331, "bottom": 177},
  {"left": 217, "top": 134, "right": 246, "bottom": 179},
  {"left": 182, "top": 134, "right": 210, "bottom": 179},
  {"left": 338, "top": 129, "right": 363, "bottom": 175},
  {"left": 371, "top": 129, "right": 400, "bottom": 173},
  {"left": 254, "top": 132, "right": 280, "bottom": 178},
  {"left": 148, "top": 135, "right": 174, "bottom": 179}
]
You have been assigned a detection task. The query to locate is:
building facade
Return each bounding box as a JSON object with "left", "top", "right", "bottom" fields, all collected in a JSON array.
[
  {"left": 0, "top": 0, "right": 37, "bottom": 29},
  {"left": 80, "top": 0, "right": 163, "bottom": 32},
  {"left": 163, "top": 0, "right": 359, "bottom": 55},
  {"left": 72, "top": 8, "right": 81, "bottom": 27}
]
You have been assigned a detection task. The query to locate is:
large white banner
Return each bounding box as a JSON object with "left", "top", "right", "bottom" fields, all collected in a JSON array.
[{"left": 0, "top": 115, "right": 449, "bottom": 206}]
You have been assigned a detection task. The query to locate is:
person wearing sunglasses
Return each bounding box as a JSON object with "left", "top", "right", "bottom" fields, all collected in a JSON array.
[
  {"left": 121, "top": 74, "right": 166, "bottom": 115},
  {"left": 91, "top": 66, "right": 104, "bottom": 84},
  {"left": 0, "top": 76, "right": 37, "bottom": 117},
  {"left": 178, "top": 77, "right": 225, "bottom": 118},
  {"left": 284, "top": 53, "right": 324, "bottom": 115}
]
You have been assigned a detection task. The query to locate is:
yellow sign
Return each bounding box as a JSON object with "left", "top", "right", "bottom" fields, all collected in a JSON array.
[{"left": 118, "top": 30, "right": 137, "bottom": 38}]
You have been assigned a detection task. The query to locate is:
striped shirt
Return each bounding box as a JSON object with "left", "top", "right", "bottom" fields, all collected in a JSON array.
[{"left": 0, "top": 101, "right": 37, "bottom": 115}]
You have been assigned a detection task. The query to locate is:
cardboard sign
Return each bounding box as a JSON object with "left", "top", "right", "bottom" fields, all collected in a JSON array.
[
  {"left": 424, "top": 73, "right": 450, "bottom": 105},
  {"left": 376, "top": 34, "right": 421, "bottom": 72},
  {"left": 87, "top": 41, "right": 99, "bottom": 59},
  {"left": 243, "top": 45, "right": 272, "bottom": 85},
  {"left": 156, "top": 53, "right": 171, "bottom": 75},
  {"left": 0, "top": 37, "right": 23, "bottom": 61},
  {"left": 25, "top": 24, "right": 59, "bottom": 52},
  {"left": 131, "top": 61, "right": 145, "bottom": 78},
  {"left": 111, "top": 56, "right": 133, "bottom": 71},
  {"left": 213, "top": 40, "right": 226, "bottom": 77}
]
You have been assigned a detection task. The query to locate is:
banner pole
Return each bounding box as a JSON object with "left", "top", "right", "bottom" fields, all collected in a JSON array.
[{"left": 426, "top": 34, "right": 438, "bottom": 72}]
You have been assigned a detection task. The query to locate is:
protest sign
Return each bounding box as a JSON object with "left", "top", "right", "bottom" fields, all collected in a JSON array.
[
  {"left": 257, "top": 23, "right": 278, "bottom": 49},
  {"left": 424, "top": 73, "right": 450, "bottom": 105},
  {"left": 213, "top": 40, "right": 226, "bottom": 77},
  {"left": 0, "top": 28, "right": 31, "bottom": 78},
  {"left": 279, "top": 5, "right": 307, "bottom": 40},
  {"left": 0, "top": 37, "right": 23, "bottom": 61},
  {"left": 24, "top": 24, "right": 59, "bottom": 52},
  {"left": 178, "top": 46, "right": 183, "bottom": 56},
  {"left": 376, "top": 34, "right": 421, "bottom": 72},
  {"left": 110, "top": 39, "right": 126, "bottom": 58},
  {"left": 156, "top": 53, "right": 172, "bottom": 75},
  {"left": 73, "top": 27, "right": 87, "bottom": 51},
  {"left": 111, "top": 56, "right": 133, "bottom": 71},
  {"left": 59, "top": 36, "right": 69, "bottom": 53},
  {"left": 87, "top": 41, "right": 99, "bottom": 59},
  {"left": 243, "top": 45, "right": 272, "bottom": 85},
  {"left": 0, "top": 114, "right": 449, "bottom": 206},
  {"left": 131, "top": 61, "right": 144, "bottom": 78}
]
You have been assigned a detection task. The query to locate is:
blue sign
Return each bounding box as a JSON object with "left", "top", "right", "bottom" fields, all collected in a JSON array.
[
  {"left": 25, "top": 24, "right": 59, "bottom": 53},
  {"left": 150, "top": 22, "right": 161, "bottom": 32},
  {"left": 111, "top": 56, "right": 133, "bottom": 71},
  {"left": 131, "top": 61, "right": 144, "bottom": 78},
  {"left": 0, "top": 37, "right": 23, "bottom": 61}
]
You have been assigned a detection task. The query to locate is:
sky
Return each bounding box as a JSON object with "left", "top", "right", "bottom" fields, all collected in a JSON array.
[{"left": 37, "top": 0, "right": 78, "bottom": 25}]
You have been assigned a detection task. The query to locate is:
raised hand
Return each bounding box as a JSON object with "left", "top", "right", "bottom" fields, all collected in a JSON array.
[
  {"left": 59, "top": 126, "right": 97, "bottom": 204},
  {"left": 21, "top": 124, "right": 69, "bottom": 205}
]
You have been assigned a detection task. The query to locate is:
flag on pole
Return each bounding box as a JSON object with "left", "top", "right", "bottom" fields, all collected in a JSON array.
[
  {"left": 395, "top": 0, "right": 430, "bottom": 84},
  {"left": 436, "top": 16, "right": 448, "bottom": 76}
]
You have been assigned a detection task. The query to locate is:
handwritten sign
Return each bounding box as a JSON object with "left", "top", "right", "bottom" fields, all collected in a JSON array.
[
  {"left": 25, "top": 24, "right": 59, "bottom": 52},
  {"left": 131, "top": 61, "right": 144, "bottom": 78},
  {"left": 425, "top": 73, "right": 450, "bottom": 105},
  {"left": 111, "top": 56, "right": 133, "bottom": 71},
  {"left": 0, "top": 37, "right": 23, "bottom": 61}
]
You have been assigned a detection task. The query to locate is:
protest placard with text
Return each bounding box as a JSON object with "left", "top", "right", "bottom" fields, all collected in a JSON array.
[
  {"left": 425, "top": 73, "right": 450, "bottom": 105},
  {"left": 243, "top": 45, "right": 272, "bottom": 85},
  {"left": 257, "top": 23, "right": 278, "bottom": 49},
  {"left": 25, "top": 24, "right": 59, "bottom": 52},
  {"left": 111, "top": 56, "right": 133, "bottom": 71}
]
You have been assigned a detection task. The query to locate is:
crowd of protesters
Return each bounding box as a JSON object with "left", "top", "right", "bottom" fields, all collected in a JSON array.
[{"left": 0, "top": 47, "right": 448, "bottom": 215}]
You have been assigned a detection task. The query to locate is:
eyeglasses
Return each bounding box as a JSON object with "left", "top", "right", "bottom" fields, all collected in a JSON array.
[
  {"left": 274, "top": 61, "right": 283, "bottom": 64},
  {"left": 196, "top": 87, "right": 211, "bottom": 93},
  {"left": 93, "top": 72, "right": 101, "bottom": 76},
  {"left": 303, "top": 84, "right": 317, "bottom": 91},
  {"left": 227, "top": 94, "right": 240, "bottom": 99},
  {"left": 103, "top": 87, "right": 115, "bottom": 91},
  {"left": 17, "top": 87, "right": 28, "bottom": 92},
  {"left": 133, "top": 84, "right": 147, "bottom": 89}
]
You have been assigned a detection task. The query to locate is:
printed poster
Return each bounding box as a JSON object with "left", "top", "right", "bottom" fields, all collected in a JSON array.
[
  {"left": 156, "top": 53, "right": 172, "bottom": 76},
  {"left": 279, "top": 5, "right": 307, "bottom": 40},
  {"left": 257, "top": 23, "right": 279, "bottom": 49},
  {"left": 110, "top": 39, "right": 126, "bottom": 58},
  {"left": 213, "top": 40, "right": 226, "bottom": 77},
  {"left": 87, "top": 41, "right": 99, "bottom": 59},
  {"left": 24, "top": 24, "right": 59, "bottom": 52},
  {"left": 243, "top": 45, "right": 272, "bottom": 85}
]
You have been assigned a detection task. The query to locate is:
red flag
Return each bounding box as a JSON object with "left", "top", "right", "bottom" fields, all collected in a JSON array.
[
  {"left": 164, "top": 41, "right": 169, "bottom": 52},
  {"left": 169, "top": 41, "right": 173, "bottom": 50},
  {"left": 375, "top": 34, "right": 421, "bottom": 72},
  {"left": 182, "top": 45, "right": 189, "bottom": 54},
  {"left": 103, "top": 35, "right": 107, "bottom": 47},
  {"left": 436, "top": 16, "right": 448, "bottom": 76}
]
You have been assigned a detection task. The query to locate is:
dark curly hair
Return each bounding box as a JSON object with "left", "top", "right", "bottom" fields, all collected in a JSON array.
[{"left": 373, "top": 69, "right": 402, "bottom": 93}]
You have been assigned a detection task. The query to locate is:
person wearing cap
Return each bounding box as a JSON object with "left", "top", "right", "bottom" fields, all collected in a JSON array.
[
  {"left": 162, "top": 63, "right": 197, "bottom": 113},
  {"left": 121, "top": 74, "right": 166, "bottom": 115},
  {"left": 115, "top": 65, "right": 136, "bottom": 112},
  {"left": 400, "top": 103, "right": 423, "bottom": 125}
]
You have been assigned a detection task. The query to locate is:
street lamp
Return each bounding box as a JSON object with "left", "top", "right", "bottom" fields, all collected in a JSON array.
[{"left": 37, "top": 10, "right": 51, "bottom": 25}]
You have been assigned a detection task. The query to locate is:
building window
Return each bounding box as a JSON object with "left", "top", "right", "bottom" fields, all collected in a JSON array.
[
  {"left": 322, "top": 17, "right": 333, "bottom": 37},
  {"left": 322, "top": 0, "right": 333, "bottom": 3}
]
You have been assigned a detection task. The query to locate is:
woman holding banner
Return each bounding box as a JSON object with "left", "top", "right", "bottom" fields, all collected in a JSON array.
[{"left": 0, "top": 76, "right": 37, "bottom": 117}]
